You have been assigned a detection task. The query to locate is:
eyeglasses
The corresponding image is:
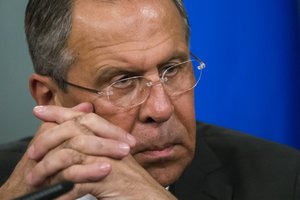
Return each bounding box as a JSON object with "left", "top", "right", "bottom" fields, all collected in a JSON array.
[{"left": 63, "top": 53, "right": 206, "bottom": 108}]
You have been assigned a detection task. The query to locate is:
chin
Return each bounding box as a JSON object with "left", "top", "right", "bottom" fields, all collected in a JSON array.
[{"left": 143, "top": 155, "right": 194, "bottom": 187}]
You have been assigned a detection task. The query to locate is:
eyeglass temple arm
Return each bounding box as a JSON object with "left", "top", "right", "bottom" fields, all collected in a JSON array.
[
  {"left": 63, "top": 80, "right": 103, "bottom": 95},
  {"left": 190, "top": 52, "right": 206, "bottom": 70}
]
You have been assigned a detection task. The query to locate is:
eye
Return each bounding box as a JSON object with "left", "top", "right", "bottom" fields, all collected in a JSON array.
[
  {"left": 161, "top": 63, "right": 182, "bottom": 78},
  {"left": 111, "top": 76, "right": 138, "bottom": 89}
]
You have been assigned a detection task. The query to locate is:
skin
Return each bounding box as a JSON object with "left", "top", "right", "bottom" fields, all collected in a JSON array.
[{"left": 0, "top": 0, "right": 196, "bottom": 199}]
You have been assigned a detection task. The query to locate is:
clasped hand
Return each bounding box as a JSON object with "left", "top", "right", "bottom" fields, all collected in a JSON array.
[{"left": 0, "top": 102, "right": 176, "bottom": 199}]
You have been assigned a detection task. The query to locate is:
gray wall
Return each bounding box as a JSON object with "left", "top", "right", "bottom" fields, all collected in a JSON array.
[{"left": 0, "top": 0, "right": 39, "bottom": 144}]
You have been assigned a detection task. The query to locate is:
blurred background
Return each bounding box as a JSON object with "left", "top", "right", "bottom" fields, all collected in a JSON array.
[
  {"left": 0, "top": 0, "right": 39, "bottom": 143},
  {"left": 0, "top": 0, "right": 299, "bottom": 148}
]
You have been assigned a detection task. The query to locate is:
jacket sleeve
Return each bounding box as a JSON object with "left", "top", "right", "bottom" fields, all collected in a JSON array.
[{"left": 0, "top": 137, "right": 31, "bottom": 185}]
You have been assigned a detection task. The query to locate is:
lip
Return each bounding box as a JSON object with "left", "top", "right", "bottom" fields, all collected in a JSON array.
[{"left": 137, "top": 144, "right": 175, "bottom": 159}]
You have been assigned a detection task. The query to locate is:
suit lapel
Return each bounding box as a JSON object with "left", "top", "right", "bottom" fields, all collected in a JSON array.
[{"left": 170, "top": 133, "right": 233, "bottom": 200}]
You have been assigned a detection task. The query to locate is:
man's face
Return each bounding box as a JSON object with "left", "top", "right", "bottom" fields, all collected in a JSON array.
[{"left": 58, "top": 0, "right": 196, "bottom": 186}]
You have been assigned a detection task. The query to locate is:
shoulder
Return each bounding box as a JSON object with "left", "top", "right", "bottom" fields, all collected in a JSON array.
[
  {"left": 197, "top": 122, "right": 300, "bottom": 160},
  {"left": 196, "top": 122, "right": 300, "bottom": 198}
]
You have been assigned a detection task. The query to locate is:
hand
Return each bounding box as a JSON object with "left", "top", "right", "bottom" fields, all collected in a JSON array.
[
  {"left": 26, "top": 102, "right": 136, "bottom": 185},
  {"left": 0, "top": 102, "right": 135, "bottom": 198},
  {"left": 57, "top": 155, "right": 177, "bottom": 200},
  {"left": 26, "top": 103, "right": 175, "bottom": 199}
]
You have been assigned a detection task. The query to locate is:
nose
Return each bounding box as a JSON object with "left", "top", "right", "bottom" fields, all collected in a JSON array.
[{"left": 138, "top": 83, "right": 174, "bottom": 123}]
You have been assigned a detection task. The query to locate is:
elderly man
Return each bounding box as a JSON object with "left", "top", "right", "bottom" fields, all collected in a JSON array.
[{"left": 0, "top": 0, "right": 300, "bottom": 199}]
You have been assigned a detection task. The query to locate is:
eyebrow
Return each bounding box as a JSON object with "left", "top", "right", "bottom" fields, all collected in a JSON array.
[
  {"left": 158, "top": 52, "right": 189, "bottom": 68},
  {"left": 94, "top": 51, "right": 189, "bottom": 86},
  {"left": 95, "top": 66, "right": 142, "bottom": 87},
  {"left": 166, "top": 51, "right": 189, "bottom": 62}
]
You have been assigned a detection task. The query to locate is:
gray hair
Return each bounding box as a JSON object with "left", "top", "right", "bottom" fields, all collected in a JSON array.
[{"left": 25, "top": 0, "right": 190, "bottom": 89}]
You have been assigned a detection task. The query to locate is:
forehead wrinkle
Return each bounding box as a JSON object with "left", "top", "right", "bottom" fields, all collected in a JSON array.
[
  {"left": 72, "top": 0, "right": 179, "bottom": 43},
  {"left": 83, "top": 34, "right": 177, "bottom": 74},
  {"left": 85, "top": 34, "right": 187, "bottom": 74},
  {"left": 87, "top": 33, "right": 177, "bottom": 56},
  {"left": 68, "top": 0, "right": 187, "bottom": 76}
]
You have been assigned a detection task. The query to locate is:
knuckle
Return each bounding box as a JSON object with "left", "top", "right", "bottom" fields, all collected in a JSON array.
[
  {"left": 61, "top": 168, "right": 74, "bottom": 181},
  {"left": 81, "top": 113, "right": 99, "bottom": 125},
  {"left": 70, "top": 135, "right": 88, "bottom": 150},
  {"left": 41, "top": 156, "right": 53, "bottom": 172},
  {"left": 64, "top": 148, "right": 85, "bottom": 164},
  {"left": 63, "top": 119, "right": 79, "bottom": 129},
  {"left": 47, "top": 148, "right": 85, "bottom": 168},
  {"left": 37, "top": 122, "right": 57, "bottom": 133},
  {"left": 73, "top": 114, "right": 85, "bottom": 124},
  {"left": 93, "top": 138, "right": 104, "bottom": 150},
  {"left": 34, "top": 123, "right": 57, "bottom": 144},
  {"left": 62, "top": 167, "right": 84, "bottom": 184},
  {"left": 71, "top": 114, "right": 96, "bottom": 134}
]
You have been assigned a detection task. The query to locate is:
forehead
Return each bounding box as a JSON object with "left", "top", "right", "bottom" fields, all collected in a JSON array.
[{"left": 69, "top": 0, "right": 186, "bottom": 50}]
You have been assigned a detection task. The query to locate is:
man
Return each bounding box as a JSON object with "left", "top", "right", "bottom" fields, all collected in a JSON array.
[{"left": 0, "top": 0, "right": 299, "bottom": 199}]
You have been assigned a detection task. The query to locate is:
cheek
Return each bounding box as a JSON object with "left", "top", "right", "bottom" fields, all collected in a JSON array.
[
  {"left": 93, "top": 100, "right": 139, "bottom": 133},
  {"left": 173, "top": 92, "right": 196, "bottom": 136},
  {"left": 172, "top": 92, "right": 196, "bottom": 156},
  {"left": 57, "top": 91, "right": 83, "bottom": 107},
  {"left": 58, "top": 91, "right": 138, "bottom": 133}
]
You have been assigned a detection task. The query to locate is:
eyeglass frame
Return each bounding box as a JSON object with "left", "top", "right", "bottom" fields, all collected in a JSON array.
[{"left": 62, "top": 52, "right": 206, "bottom": 108}]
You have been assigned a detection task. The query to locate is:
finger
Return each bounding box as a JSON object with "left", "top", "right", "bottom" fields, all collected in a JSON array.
[
  {"left": 27, "top": 148, "right": 84, "bottom": 185},
  {"left": 33, "top": 102, "right": 93, "bottom": 123},
  {"left": 67, "top": 135, "right": 130, "bottom": 158},
  {"left": 28, "top": 115, "right": 134, "bottom": 160},
  {"left": 61, "top": 162, "right": 111, "bottom": 183},
  {"left": 27, "top": 121, "right": 92, "bottom": 160},
  {"left": 26, "top": 148, "right": 111, "bottom": 186},
  {"left": 33, "top": 104, "right": 136, "bottom": 146},
  {"left": 73, "top": 113, "right": 136, "bottom": 147},
  {"left": 32, "top": 133, "right": 131, "bottom": 160},
  {"left": 72, "top": 102, "right": 94, "bottom": 113}
]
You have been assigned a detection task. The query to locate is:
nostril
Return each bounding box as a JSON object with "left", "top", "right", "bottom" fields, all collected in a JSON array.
[{"left": 145, "top": 117, "right": 156, "bottom": 124}]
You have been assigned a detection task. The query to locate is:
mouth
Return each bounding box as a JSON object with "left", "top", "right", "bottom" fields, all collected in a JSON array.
[{"left": 135, "top": 144, "right": 176, "bottom": 159}]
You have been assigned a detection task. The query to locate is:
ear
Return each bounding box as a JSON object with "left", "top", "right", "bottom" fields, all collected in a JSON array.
[{"left": 29, "top": 74, "right": 60, "bottom": 106}]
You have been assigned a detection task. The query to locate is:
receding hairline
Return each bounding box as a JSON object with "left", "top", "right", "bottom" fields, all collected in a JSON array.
[{"left": 24, "top": 0, "right": 190, "bottom": 88}]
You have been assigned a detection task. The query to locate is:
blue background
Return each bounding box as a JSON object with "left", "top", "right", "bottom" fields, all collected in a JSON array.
[{"left": 185, "top": 0, "right": 300, "bottom": 148}]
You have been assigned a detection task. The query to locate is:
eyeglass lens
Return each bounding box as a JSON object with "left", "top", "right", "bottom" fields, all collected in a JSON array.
[{"left": 105, "top": 59, "right": 202, "bottom": 108}]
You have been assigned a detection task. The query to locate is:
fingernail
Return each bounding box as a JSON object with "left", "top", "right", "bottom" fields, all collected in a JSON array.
[
  {"left": 126, "top": 134, "right": 136, "bottom": 147},
  {"left": 98, "top": 163, "right": 111, "bottom": 171},
  {"left": 119, "top": 143, "right": 130, "bottom": 153},
  {"left": 34, "top": 106, "right": 45, "bottom": 113}
]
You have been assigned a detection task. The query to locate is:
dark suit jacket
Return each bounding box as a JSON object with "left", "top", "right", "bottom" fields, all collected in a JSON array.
[
  {"left": 170, "top": 123, "right": 300, "bottom": 199},
  {"left": 1, "top": 122, "right": 300, "bottom": 199}
]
